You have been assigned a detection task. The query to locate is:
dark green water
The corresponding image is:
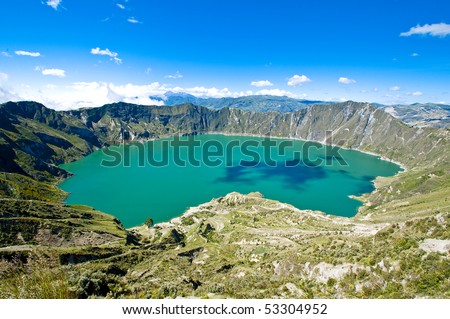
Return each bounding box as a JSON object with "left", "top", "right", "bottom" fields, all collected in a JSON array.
[{"left": 59, "top": 135, "right": 401, "bottom": 228}]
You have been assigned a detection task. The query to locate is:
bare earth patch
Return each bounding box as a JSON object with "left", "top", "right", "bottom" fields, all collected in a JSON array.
[{"left": 419, "top": 239, "right": 450, "bottom": 254}]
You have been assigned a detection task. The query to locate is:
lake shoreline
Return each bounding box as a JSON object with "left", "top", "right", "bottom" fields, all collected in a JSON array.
[
  {"left": 203, "top": 131, "right": 407, "bottom": 172},
  {"left": 58, "top": 132, "right": 405, "bottom": 229}
]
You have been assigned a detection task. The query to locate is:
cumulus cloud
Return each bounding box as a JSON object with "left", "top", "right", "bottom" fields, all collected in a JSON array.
[
  {"left": 127, "top": 17, "right": 141, "bottom": 24},
  {"left": 412, "top": 91, "right": 423, "bottom": 96},
  {"left": 15, "top": 50, "right": 41, "bottom": 57},
  {"left": 338, "top": 77, "right": 356, "bottom": 84},
  {"left": 41, "top": 68, "right": 66, "bottom": 78},
  {"left": 117, "top": 3, "right": 125, "bottom": 9},
  {"left": 9, "top": 80, "right": 297, "bottom": 110},
  {"left": 90, "top": 47, "right": 122, "bottom": 64},
  {"left": 34, "top": 82, "right": 238, "bottom": 109},
  {"left": 389, "top": 86, "right": 400, "bottom": 91},
  {"left": 287, "top": 74, "right": 311, "bottom": 86},
  {"left": 250, "top": 80, "right": 273, "bottom": 87},
  {"left": 164, "top": 71, "right": 183, "bottom": 79},
  {"left": 400, "top": 23, "right": 450, "bottom": 37},
  {"left": 46, "top": 0, "right": 62, "bottom": 10}
]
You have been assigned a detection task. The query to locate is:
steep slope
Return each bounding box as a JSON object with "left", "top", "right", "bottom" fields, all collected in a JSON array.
[
  {"left": 0, "top": 199, "right": 126, "bottom": 248},
  {"left": 154, "top": 93, "right": 450, "bottom": 128},
  {"left": 70, "top": 101, "right": 449, "bottom": 168},
  {"left": 0, "top": 102, "right": 127, "bottom": 261},
  {"left": 0, "top": 101, "right": 101, "bottom": 181}
]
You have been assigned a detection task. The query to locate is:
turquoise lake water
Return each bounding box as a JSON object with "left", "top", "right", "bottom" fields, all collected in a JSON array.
[{"left": 59, "top": 135, "right": 401, "bottom": 228}]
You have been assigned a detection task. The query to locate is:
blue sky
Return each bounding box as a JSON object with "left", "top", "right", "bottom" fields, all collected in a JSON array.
[{"left": 0, "top": 0, "right": 450, "bottom": 109}]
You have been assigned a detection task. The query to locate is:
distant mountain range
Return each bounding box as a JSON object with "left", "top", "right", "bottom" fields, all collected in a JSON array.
[
  {"left": 151, "top": 92, "right": 450, "bottom": 128},
  {"left": 150, "top": 92, "right": 334, "bottom": 113},
  {"left": 377, "top": 103, "right": 450, "bottom": 129}
]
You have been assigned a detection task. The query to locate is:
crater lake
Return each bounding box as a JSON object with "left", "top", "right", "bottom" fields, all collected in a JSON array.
[{"left": 58, "top": 134, "right": 402, "bottom": 228}]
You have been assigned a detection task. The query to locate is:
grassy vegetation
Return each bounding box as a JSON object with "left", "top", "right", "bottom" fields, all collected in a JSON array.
[
  {"left": 0, "top": 100, "right": 449, "bottom": 298},
  {"left": 52, "top": 191, "right": 448, "bottom": 299},
  {"left": 0, "top": 252, "right": 75, "bottom": 298},
  {"left": 0, "top": 172, "right": 66, "bottom": 202},
  {"left": 0, "top": 198, "right": 127, "bottom": 248}
]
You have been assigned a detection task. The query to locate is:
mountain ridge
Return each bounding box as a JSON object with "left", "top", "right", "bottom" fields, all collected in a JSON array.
[
  {"left": 150, "top": 92, "right": 450, "bottom": 128},
  {"left": 150, "top": 92, "right": 334, "bottom": 113}
]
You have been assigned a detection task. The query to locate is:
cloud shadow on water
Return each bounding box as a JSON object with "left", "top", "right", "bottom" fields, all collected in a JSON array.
[{"left": 215, "top": 160, "right": 327, "bottom": 190}]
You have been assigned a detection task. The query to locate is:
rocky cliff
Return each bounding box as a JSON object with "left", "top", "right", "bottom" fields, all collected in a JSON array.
[{"left": 66, "top": 101, "right": 449, "bottom": 168}]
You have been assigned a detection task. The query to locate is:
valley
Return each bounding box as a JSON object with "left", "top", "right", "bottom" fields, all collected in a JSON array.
[{"left": 0, "top": 100, "right": 449, "bottom": 298}]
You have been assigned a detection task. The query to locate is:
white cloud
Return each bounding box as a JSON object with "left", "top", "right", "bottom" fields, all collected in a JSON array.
[
  {"left": 34, "top": 81, "right": 246, "bottom": 109},
  {"left": 15, "top": 50, "right": 41, "bottom": 57},
  {"left": 1, "top": 52, "right": 12, "bottom": 57},
  {"left": 177, "top": 86, "right": 238, "bottom": 98},
  {"left": 411, "top": 52, "right": 419, "bottom": 57},
  {"left": 117, "top": 3, "right": 125, "bottom": 9},
  {"left": 400, "top": 23, "right": 450, "bottom": 37},
  {"left": 255, "top": 89, "right": 297, "bottom": 98},
  {"left": 0, "top": 87, "right": 22, "bottom": 103},
  {"left": 287, "top": 74, "right": 311, "bottom": 86},
  {"left": 0, "top": 73, "right": 23, "bottom": 103},
  {"left": 389, "top": 86, "right": 400, "bottom": 91},
  {"left": 46, "top": 0, "right": 62, "bottom": 10},
  {"left": 41, "top": 68, "right": 66, "bottom": 78},
  {"left": 7, "top": 78, "right": 301, "bottom": 110},
  {"left": 164, "top": 71, "right": 183, "bottom": 79},
  {"left": 90, "top": 47, "right": 122, "bottom": 64},
  {"left": 338, "top": 77, "right": 356, "bottom": 84},
  {"left": 250, "top": 80, "right": 273, "bottom": 87},
  {"left": 127, "top": 17, "right": 141, "bottom": 24},
  {"left": 70, "top": 82, "right": 101, "bottom": 91},
  {"left": 412, "top": 91, "right": 423, "bottom": 96},
  {"left": 0, "top": 72, "right": 8, "bottom": 82},
  {"left": 108, "top": 82, "right": 166, "bottom": 98},
  {"left": 3, "top": 80, "right": 297, "bottom": 110}
]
